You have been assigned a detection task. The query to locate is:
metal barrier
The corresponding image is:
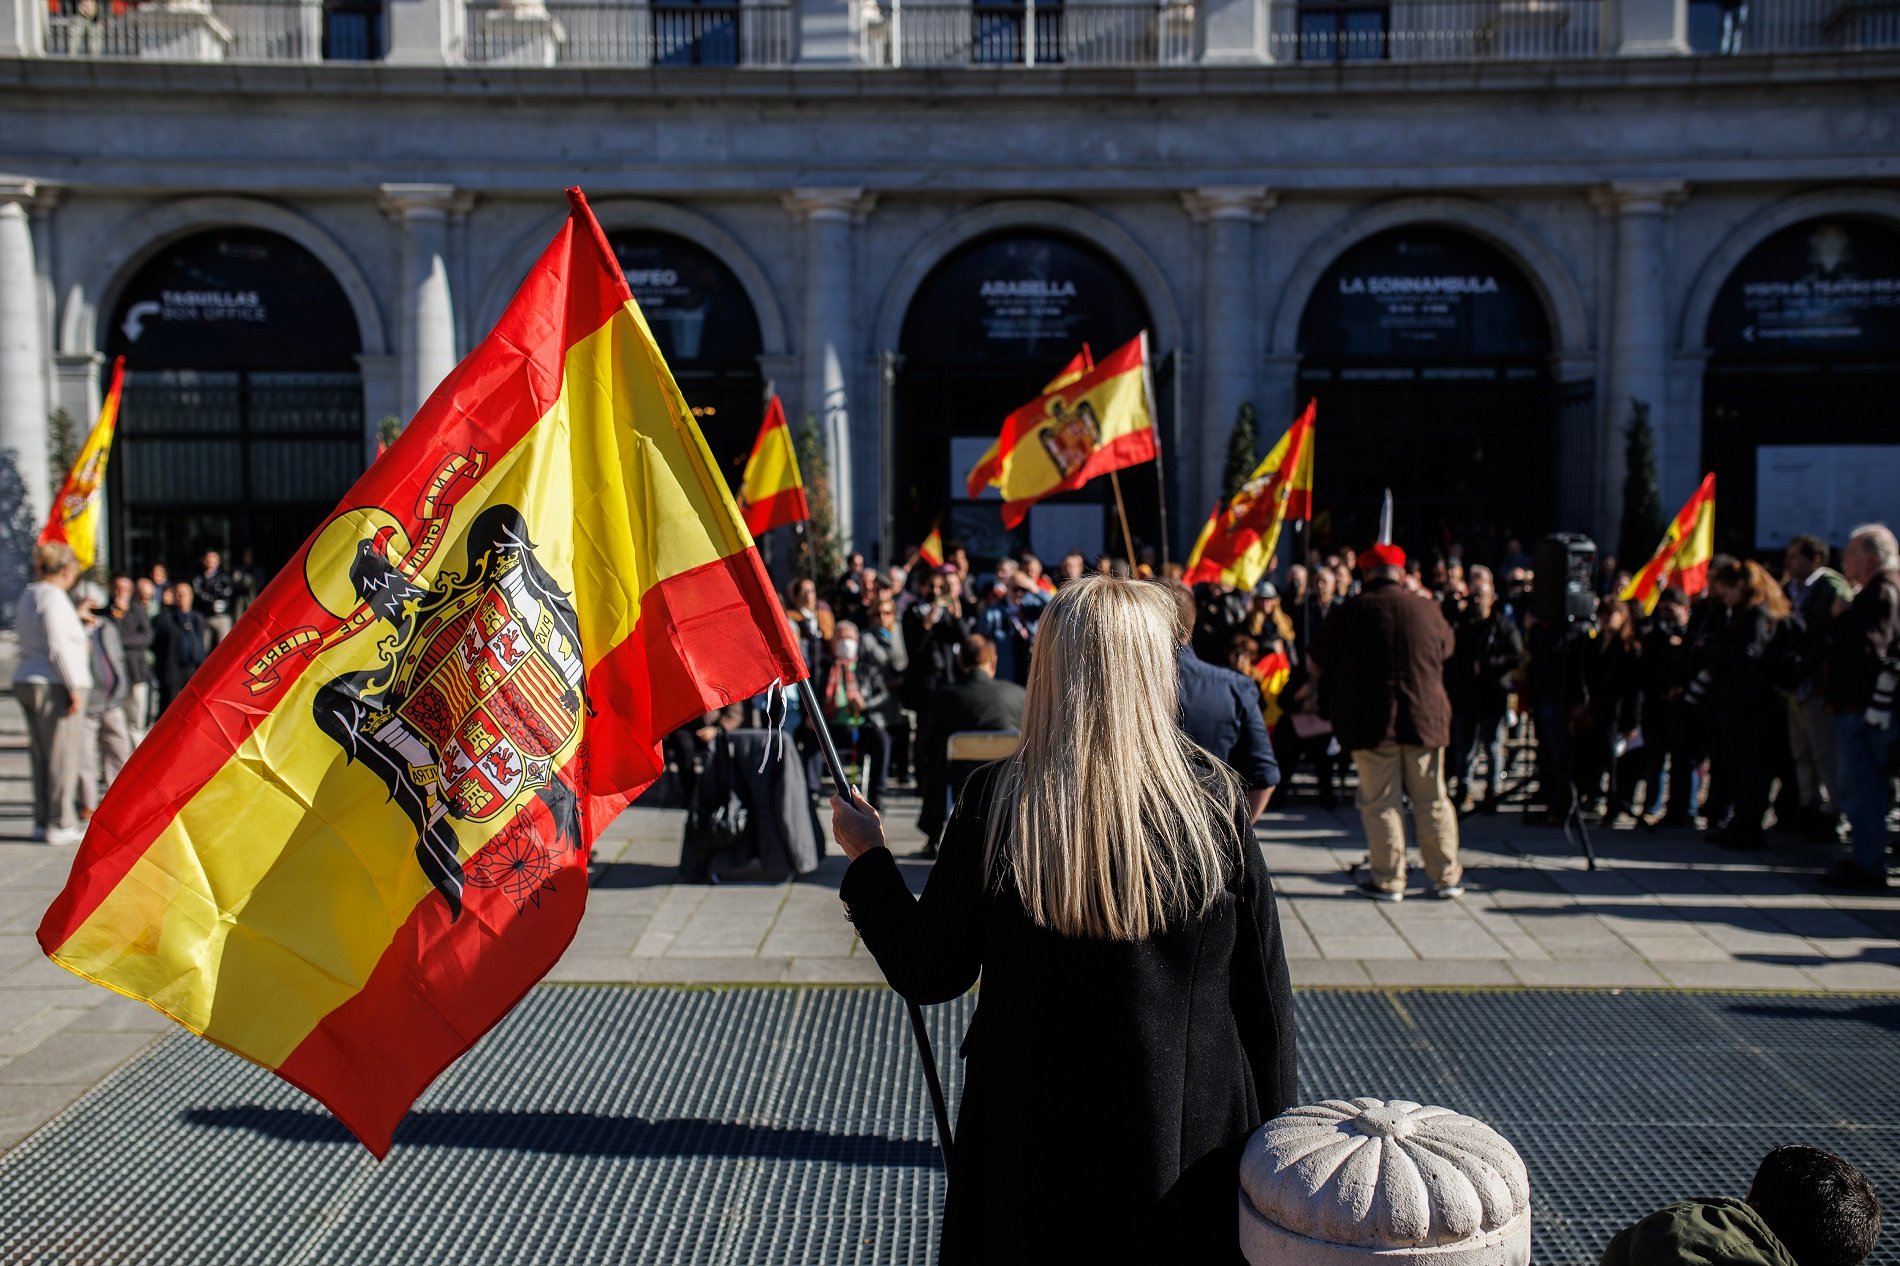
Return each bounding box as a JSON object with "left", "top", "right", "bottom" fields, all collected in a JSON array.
[
  {"left": 43, "top": 0, "right": 326, "bottom": 61},
  {"left": 463, "top": 0, "right": 795, "bottom": 66},
  {"left": 868, "top": 1, "right": 1194, "bottom": 66},
  {"left": 1268, "top": 0, "right": 1607, "bottom": 62}
]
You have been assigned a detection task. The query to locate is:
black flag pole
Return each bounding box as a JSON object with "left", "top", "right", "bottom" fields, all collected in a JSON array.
[{"left": 799, "top": 675, "right": 956, "bottom": 1173}]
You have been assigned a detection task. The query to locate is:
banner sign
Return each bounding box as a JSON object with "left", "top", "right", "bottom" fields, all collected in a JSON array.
[
  {"left": 1709, "top": 218, "right": 1900, "bottom": 357},
  {"left": 1756, "top": 445, "right": 1900, "bottom": 550}
]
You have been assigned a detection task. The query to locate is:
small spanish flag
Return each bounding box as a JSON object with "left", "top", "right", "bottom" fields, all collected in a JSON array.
[
  {"left": 738, "top": 394, "right": 809, "bottom": 536},
  {"left": 1248, "top": 648, "right": 1292, "bottom": 729},
  {"left": 39, "top": 355, "right": 123, "bottom": 572},
  {"left": 918, "top": 522, "right": 944, "bottom": 570},
  {"left": 37, "top": 190, "right": 806, "bottom": 1157},
  {"left": 1185, "top": 400, "right": 1316, "bottom": 592},
  {"left": 1623, "top": 473, "right": 1716, "bottom": 615},
  {"left": 965, "top": 345, "right": 1095, "bottom": 498}
]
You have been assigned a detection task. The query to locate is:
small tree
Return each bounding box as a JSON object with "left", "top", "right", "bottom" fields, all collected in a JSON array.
[
  {"left": 793, "top": 412, "right": 843, "bottom": 583},
  {"left": 1221, "top": 401, "right": 1260, "bottom": 504},
  {"left": 0, "top": 450, "right": 40, "bottom": 625},
  {"left": 47, "top": 406, "right": 80, "bottom": 498},
  {"left": 1617, "top": 398, "right": 1666, "bottom": 566},
  {"left": 377, "top": 414, "right": 403, "bottom": 454}
]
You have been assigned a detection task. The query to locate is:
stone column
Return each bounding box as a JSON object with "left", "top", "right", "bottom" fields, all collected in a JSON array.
[
  {"left": 784, "top": 188, "right": 875, "bottom": 553},
  {"left": 1596, "top": 180, "right": 1685, "bottom": 542},
  {"left": 1198, "top": 0, "right": 1268, "bottom": 64},
  {"left": 0, "top": 179, "right": 51, "bottom": 539},
  {"left": 1616, "top": 0, "right": 1687, "bottom": 55},
  {"left": 385, "top": 0, "right": 463, "bottom": 63},
  {"left": 379, "top": 183, "right": 470, "bottom": 423},
  {"left": 1182, "top": 187, "right": 1272, "bottom": 530},
  {"left": 0, "top": 0, "right": 43, "bottom": 55}
]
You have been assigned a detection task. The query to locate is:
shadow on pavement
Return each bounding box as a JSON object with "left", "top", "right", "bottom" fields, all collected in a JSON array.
[{"left": 182, "top": 1105, "right": 942, "bottom": 1165}]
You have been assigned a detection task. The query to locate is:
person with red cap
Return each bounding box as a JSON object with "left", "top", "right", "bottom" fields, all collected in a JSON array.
[{"left": 1309, "top": 542, "right": 1464, "bottom": 901}]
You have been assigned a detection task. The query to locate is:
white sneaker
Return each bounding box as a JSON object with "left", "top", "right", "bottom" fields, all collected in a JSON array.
[
  {"left": 44, "top": 826, "right": 84, "bottom": 846},
  {"left": 1430, "top": 882, "right": 1467, "bottom": 900}
]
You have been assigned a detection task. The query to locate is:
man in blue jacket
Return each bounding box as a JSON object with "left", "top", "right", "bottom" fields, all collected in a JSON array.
[{"left": 1167, "top": 581, "right": 1278, "bottom": 821}]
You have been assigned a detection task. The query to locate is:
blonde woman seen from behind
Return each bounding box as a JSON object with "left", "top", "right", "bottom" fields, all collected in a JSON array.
[{"left": 832, "top": 575, "right": 1297, "bottom": 1265}]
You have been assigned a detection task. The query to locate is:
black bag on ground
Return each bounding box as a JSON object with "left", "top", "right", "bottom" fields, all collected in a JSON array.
[{"left": 685, "top": 734, "right": 749, "bottom": 851}]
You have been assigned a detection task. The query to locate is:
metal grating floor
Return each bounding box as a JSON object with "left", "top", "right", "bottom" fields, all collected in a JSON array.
[{"left": 3, "top": 988, "right": 1896, "bottom": 1266}]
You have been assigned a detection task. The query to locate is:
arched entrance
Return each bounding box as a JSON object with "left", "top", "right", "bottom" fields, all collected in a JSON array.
[
  {"left": 1701, "top": 216, "right": 1900, "bottom": 555},
  {"left": 1296, "top": 225, "right": 1557, "bottom": 561},
  {"left": 608, "top": 230, "right": 764, "bottom": 488},
  {"left": 105, "top": 227, "right": 365, "bottom": 577},
  {"left": 894, "top": 230, "right": 1154, "bottom": 564}
]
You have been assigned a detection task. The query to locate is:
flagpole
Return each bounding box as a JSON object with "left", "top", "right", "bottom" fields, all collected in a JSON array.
[
  {"left": 1108, "top": 467, "right": 1138, "bottom": 571},
  {"left": 1145, "top": 334, "right": 1171, "bottom": 566}
]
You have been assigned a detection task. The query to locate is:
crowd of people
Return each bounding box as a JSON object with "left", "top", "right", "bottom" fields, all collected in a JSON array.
[
  {"left": 736, "top": 520, "right": 1899, "bottom": 893},
  {"left": 10, "top": 544, "right": 261, "bottom": 843}
]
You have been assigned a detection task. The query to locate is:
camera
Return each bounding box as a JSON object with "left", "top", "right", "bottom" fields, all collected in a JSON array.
[{"left": 1532, "top": 533, "right": 1598, "bottom": 637}]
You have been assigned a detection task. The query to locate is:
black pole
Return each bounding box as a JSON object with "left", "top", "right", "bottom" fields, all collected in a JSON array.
[{"left": 798, "top": 676, "right": 955, "bottom": 1173}]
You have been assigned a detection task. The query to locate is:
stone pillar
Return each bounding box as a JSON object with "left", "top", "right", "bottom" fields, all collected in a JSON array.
[
  {"left": 794, "top": 0, "right": 857, "bottom": 63},
  {"left": 1596, "top": 180, "right": 1685, "bottom": 543},
  {"left": 0, "top": 0, "right": 43, "bottom": 55},
  {"left": 0, "top": 179, "right": 51, "bottom": 540},
  {"left": 379, "top": 183, "right": 469, "bottom": 424},
  {"left": 1616, "top": 0, "right": 1687, "bottom": 55},
  {"left": 1182, "top": 187, "right": 1272, "bottom": 531},
  {"left": 385, "top": 0, "right": 463, "bottom": 64},
  {"left": 784, "top": 188, "right": 875, "bottom": 553},
  {"left": 1199, "top": 0, "right": 1268, "bottom": 64}
]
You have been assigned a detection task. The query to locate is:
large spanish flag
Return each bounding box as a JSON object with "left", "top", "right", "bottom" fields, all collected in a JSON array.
[
  {"left": 39, "top": 355, "right": 123, "bottom": 571},
  {"left": 964, "top": 344, "right": 1095, "bottom": 498},
  {"left": 983, "top": 334, "right": 1155, "bottom": 528},
  {"left": 1184, "top": 400, "right": 1316, "bottom": 592},
  {"left": 737, "top": 393, "right": 808, "bottom": 536},
  {"left": 1622, "top": 473, "right": 1716, "bottom": 615},
  {"left": 37, "top": 190, "right": 805, "bottom": 1157}
]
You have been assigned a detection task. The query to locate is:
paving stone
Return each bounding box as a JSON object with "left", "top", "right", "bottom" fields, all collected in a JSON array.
[
  {"left": 785, "top": 957, "right": 888, "bottom": 984},
  {"left": 1619, "top": 935, "right": 1731, "bottom": 963},
  {"left": 0, "top": 1029, "right": 156, "bottom": 1086},
  {"left": 1507, "top": 960, "right": 1668, "bottom": 988},
  {"left": 1650, "top": 960, "right": 1826, "bottom": 990},
  {"left": 1361, "top": 959, "right": 1517, "bottom": 987},
  {"left": 1314, "top": 935, "right": 1417, "bottom": 962},
  {"left": 1799, "top": 960, "right": 1900, "bottom": 992},
  {"left": 0, "top": 1006, "right": 84, "bottom": 1057},
  {"left": 630, "top": 956, "right": 791, "bottom": 984},
  {"left": 0, "top": 1083, "right": 87, "bottom": 1152},
  {"left": 1286, "top": 960, "right": 1373, "bottom": 987}
]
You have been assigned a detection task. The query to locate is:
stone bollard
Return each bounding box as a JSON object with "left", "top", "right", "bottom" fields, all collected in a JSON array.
[{"left": 1239, "top": 1097, "right": 1531, "bottom": 1266}]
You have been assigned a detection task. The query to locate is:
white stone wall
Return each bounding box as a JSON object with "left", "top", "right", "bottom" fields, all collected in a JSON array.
[{"left": 1, "top": 53, "right": 1896, "bottom": 554}]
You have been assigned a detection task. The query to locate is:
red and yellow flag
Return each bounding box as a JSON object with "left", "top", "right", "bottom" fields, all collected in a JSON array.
[
  {"left": 36, "top": 190, "right": 805, "bottom": 1157},
  {"left": 964, "top": 345, "right": 1095, "bottom": 498},
  {"left": 918, "top": 521, "right": 944, "bottom": 570},
  {"left": 1185, "top": 400, "right": 1316, "bottom": 592},
  {"left": 1247, "top": 648, "right": 1292, "bottom": 729},
  {"left": 738, "top": 394, "right": 808, "bottom": 536},
  {"left": 39, "top": 355, "right": 124, "bottom": 571},
  {"left": 1622, "top": 473, "right": 1717, "bottom": 615},
  {"left": 978, "top": 335, "right": 1156, "bottom": 529}
]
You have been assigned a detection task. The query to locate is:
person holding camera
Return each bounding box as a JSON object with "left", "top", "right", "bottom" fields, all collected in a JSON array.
[
  {"left": 830, "top": 576, "right": 1296, "bottom": 1263},
  {"left": 1446, "top": 565, "right": 1524, "bottom": 813}
]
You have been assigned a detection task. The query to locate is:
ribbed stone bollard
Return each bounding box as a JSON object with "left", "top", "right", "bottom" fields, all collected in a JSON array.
[{"left": 1239, "top": 1098, "right": 1531, "bottom": 1266}]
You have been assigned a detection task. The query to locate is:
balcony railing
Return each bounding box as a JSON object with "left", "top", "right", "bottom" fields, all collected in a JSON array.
[
  {"left": 463, "top": 0, "right": 794, "bottom": 64},
  {"left": 868, "top": 1, "right": 1194, "bottom": 66},
  {"left": 1271, "top": 0, "right": 1607, "bottom": 62},
  {"left": 1689, "top": 0, "right": 1900, "bottom": 52},
  {"left": 42, "top": 0, "right": 345, "bottom": 60}
]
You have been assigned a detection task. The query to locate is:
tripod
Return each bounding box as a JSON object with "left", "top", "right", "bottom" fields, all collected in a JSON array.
[{"left": 1551, "top": 627, "right": 1598, "bottom": 871}]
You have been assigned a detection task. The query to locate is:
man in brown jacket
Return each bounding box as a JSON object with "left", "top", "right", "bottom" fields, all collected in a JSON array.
[{"left": 1310, "top": 543, "right": 1463, "bottom": 901}]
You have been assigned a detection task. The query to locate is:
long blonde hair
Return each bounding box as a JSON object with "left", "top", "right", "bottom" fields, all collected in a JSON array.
[{"left": 982, "top": 575, "right": 1245, "bottom": 940}]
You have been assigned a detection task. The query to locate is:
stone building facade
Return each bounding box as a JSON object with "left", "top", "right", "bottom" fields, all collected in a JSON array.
[{"left": 1, "top": 0, "right": 1897, "bottom": 576}]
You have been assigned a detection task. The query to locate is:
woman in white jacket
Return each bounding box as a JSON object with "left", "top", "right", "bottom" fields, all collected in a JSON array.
[{"left": 12, "top": 543, "right": 92, "bottom": 844}]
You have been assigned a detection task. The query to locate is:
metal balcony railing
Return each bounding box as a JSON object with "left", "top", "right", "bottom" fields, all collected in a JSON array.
[
  {"left": 1688, "top": 0, "right": 1900, "bottom": 51},
  {"left": 463, "top": 0, "right": 794, "bottom": 64},
  {"left": 868, "top": 1, "right": 1194, "bottom": 66},
  {"left": 1271, "top": 0, "right": 1607, "bottom": 61},
  {"left": 40, "top": 0, "right": 383, "bottom": 59}
]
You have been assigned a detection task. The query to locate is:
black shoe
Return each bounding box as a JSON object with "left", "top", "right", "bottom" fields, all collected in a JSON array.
[
  {"left": 1819, "top": 861, "right": 1888, "bottom": 891},
  {"left": 1352, "top": 877, "right": 1404, "bottom": 903}
]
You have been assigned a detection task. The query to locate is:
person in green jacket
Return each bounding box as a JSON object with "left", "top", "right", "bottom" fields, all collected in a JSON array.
[{"left": 1602, "top": 1145, "right": 1881, "bottom": 1266}]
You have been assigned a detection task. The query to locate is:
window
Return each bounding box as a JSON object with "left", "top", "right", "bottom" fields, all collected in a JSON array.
[
  {"left": 653, "top": 0, "right": 741, "bottom": 65},
  {"left": 1297, "top": 2, "right": 1389, "bottom": 61}
]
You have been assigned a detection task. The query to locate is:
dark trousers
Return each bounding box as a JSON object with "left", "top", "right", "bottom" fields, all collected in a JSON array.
[
  {"left": 1639, "top": 707, "right": 1673, "bottom": 815},
  {"left": 1714, "top": 701, "right": 1775, "bottom": 837},
  {"left": 1451, "top": 706, "right": 1507, "bottom": 801},
  {"left": 1668, "top": 700, "right": 1709, "bottom": 822}
]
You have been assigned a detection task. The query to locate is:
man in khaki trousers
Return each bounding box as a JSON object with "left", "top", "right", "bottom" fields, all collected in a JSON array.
[{"left": 1310, "top": 543, "right": 1463, "bottom": 901}]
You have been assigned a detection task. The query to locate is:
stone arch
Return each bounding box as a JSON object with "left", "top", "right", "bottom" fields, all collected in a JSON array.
[
  {"left": 475, "top": 199, "right": 788, "bottom": 357},
  {"left": 1678, "top": 187, "right": 1900, "bottom": 351},
  {"left": 1268, "top": 196, "right": 1589, "bottom": 360},
  {"left": 60, "top": 196, "right": 387, "bottom": 358},
  {"left": 873, "top": 200, "right": 1185, "bottom": 358}
]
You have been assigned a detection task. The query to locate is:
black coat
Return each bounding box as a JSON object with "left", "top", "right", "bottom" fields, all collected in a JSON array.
[
  {"left": 152, "top": 607, "right": 207, "bottom": 700},
  {"left": 1178, "top": 647, "right": 1279, "bottom": 790},
  {"left": 111, "top": 602, "right": 154, "bottom": 686},
  {"left": 1446, "top": 607, "right": 1523, "bottom": 714},
  {"left": 842, "top": 763, "right": 1297, "bottom": 1264},
  {"left": 917, "top": 673, "right": 1027, "bottom": 838}
]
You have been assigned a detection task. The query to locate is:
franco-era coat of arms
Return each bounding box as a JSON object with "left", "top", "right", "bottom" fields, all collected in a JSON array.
[
  {"left": 1037, "top": 397, "right": 1102, "bottom": 480},
  {"left": 312, "top": 504, "right": 587, "bottom": 921}
]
